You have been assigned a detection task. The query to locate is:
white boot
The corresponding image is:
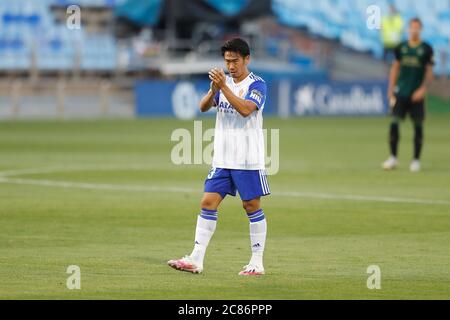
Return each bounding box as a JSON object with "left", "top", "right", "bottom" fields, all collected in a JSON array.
[
  {"left": 382, "top": 156, "right": 398, "bottom": 170},
  {"left": 410, "top": 160, "right": 421, "bottom": 173}
]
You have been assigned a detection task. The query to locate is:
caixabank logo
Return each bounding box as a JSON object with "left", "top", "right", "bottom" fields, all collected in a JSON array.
[{"left": 293, "top": 82, "right": 387, "bottom": 116}]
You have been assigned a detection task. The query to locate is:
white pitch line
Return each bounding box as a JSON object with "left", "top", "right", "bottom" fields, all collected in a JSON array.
[
  {"left": 0, "top": 176, "right": 449, "bottom": 206},
  {"left": 0, "top": 164, "right": 169, "bottom": 178},
  {"left": 279, "top": 190, "right": 450, "bottom": 206},
  {"left": 0, "top": 177, "right": 197, "bottom": 194}
]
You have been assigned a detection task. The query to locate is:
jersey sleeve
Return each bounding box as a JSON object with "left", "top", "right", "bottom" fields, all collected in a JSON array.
[
  {"left": 213, "top": 90, "right": 220, "bottom": 106},
  {"left": 425, "top": 44, "right": 435, "bottom": 66},
  {"left": 394, "top": 43, "right": 402, "bottom": 61},
  {"left": 244, "top": 80, "right": 267, "bottom": 110}
]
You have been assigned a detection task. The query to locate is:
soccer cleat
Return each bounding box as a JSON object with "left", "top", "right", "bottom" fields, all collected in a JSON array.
[
  {"left": 167, "top": 256, "right": 203, "bottom": 274},
  {"left": 238, "top": 264, "right": 265, "bottom": 276},
  {"left": 382, "top": 156, "right": 398, "bottom": 170},
  {"left": 410, "top": 160, "right": 421, "bottom": 173}
]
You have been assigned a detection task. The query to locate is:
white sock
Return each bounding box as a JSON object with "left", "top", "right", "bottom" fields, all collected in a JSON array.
[
  {"left": 247, "top": 209, "right": 267, "bottom": 267},
  {"left": 190, "top": 209, "right": 218, "bottom": 265}
]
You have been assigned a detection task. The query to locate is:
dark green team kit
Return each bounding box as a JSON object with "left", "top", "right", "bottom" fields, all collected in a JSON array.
[{"left": 393, "top": 41, "right": 434, "bottom": 120}]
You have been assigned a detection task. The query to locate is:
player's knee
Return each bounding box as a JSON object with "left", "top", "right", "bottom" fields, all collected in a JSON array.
[
  {"left": 200, "top": 194, "right": 220, "bottom": 210},
  {"left": 200, "top": 198, "right": 215, "bottom": 210},
  {"left": 242, "top": 200, "right": 260, "bottom": 213},
  {"left": 414, "top": 121, "right": 423, "bottom": 129},
  {"left": 390, "top": 121, "right": 399, "bottom": 131},
  {"left": 390, "top": 122, "right": 399, "bottom": 140},
  {"left": 414, "top": 122, "right": 423, "bottom": 141},
  {"left": 391, "top": 116, "right": 401, "bottom": 125}
]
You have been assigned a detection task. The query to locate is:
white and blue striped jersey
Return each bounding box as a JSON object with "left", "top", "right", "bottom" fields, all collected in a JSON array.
[{"left": 212, "top": 72, "right": 267, "bottom": 170}]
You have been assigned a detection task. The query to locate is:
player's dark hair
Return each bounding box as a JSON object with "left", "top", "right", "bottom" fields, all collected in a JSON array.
[
  {"left": 221, "top": 38, "right": 250, "bottom": 58},
  {"left": 410, "top": 17, "right": 423, "bottom": 27}
]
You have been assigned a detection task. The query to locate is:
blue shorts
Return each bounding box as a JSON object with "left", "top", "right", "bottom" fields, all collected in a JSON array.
[{"left": 204, "top": 167, "right": 271, "bottom": 201}]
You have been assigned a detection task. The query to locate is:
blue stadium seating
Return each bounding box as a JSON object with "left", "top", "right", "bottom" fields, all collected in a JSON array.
[
  {"left": 0, "top": 0, "right": 449, "bottom": 75},
  {"left": 272, "top": 0, "right": 450, "bottom": 75},
  {"left": 0, "top": 0, "right": 118, "bottom": 72}
]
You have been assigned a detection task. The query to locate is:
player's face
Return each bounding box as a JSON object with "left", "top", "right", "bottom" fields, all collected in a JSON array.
[
  {"left": 409, "top": 21, "right": 422, "bottom": 41},
  {"left": 223, "top": 51, "right": 250, "bottom": 79}
]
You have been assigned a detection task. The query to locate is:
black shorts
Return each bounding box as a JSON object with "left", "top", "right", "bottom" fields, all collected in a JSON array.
[{"left": 392, "top": 96, "right": 425, "bottom": 121}]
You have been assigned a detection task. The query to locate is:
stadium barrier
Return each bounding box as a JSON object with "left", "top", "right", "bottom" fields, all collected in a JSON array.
[
  {"left": 0, "top": 80, "right": 134, "bottom": 120},
  {"left": 135, "top": 78, "right": 388, "bottom": 119}
]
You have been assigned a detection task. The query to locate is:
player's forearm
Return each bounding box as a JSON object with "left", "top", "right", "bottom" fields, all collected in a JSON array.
[
  {"left": 388, "top": 63, "right": 400, "bottom": 96},
  {"left": 199, "top": 89, "right": 216, "bottom": 113},
  {"left": 421, "top": 66, "right": 434, "bottom": 90},
  {"left": 415, "top": 66, "right": 434, "bottom": 96},
  {"left": 220, "top": 86, "right": 255, "bottom": 117}
]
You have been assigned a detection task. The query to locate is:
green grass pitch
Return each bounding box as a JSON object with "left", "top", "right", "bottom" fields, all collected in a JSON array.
[{"left": 0, "top": 113, "right": 449, "bottom": 299}]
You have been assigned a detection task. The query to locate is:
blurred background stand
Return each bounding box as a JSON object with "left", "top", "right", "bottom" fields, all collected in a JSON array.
[{"left": 0, "top": 0, "right": 448, "bottom": 119}]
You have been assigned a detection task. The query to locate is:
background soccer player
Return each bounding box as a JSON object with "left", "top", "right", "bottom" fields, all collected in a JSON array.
[
  {"left": 383, "top": 18, "right": 434, "bottom": 172},
  {"left": 168, "top": 38, "right": 270, "bottom": 276}
]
